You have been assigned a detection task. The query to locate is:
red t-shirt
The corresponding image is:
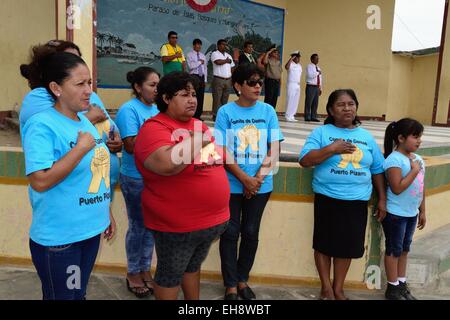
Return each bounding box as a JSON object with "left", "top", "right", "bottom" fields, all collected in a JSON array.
[{"left": 134, "top": 113, "right": 230, "bottom": 232}]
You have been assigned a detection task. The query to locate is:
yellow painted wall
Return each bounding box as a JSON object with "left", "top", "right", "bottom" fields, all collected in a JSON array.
[
  {"left": 386, "top": 54, "right": 438, "bottom": 126},
  {"left": 436, "top": 9, "right": 450, "bottom": 124},
  {"left": 0, "top": 0, "right": 56, "bottom": 112},
  {"left": 409, "top": 54, "right": 438, "bottom": 125},
  {"left": 283, "top": 0, "right": 395, "bottom": 118},
  {"left": 73, "top": 0, "right": 94, "bottom": 77},
  {"left": 386, "top": 55, "right": 412, "bottom": 122},
  {"left": 57, "top": 0, "right": 67, "bottom": 41}
]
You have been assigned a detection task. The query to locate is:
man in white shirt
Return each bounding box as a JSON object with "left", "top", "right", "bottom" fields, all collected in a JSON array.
[
  {"left": 304, "top": 53, "right": 322, "bottom": 122},
  {"left": 284, "top": 51, "right": 302, "bottom": 122},
  {"left": 211, "top": 39, "right": 235, "bottom": 120},
  {"left": 187, "top": 38, "right": 207, "bottom": 120}
]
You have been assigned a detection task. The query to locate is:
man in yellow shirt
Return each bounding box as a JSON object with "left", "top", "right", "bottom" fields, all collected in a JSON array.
[{"left": 160, "top": 31, "right": 186, "bottom": 75}]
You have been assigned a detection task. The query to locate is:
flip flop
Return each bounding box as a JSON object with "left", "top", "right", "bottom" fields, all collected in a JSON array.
[
  {"left": 126, "top": 278, "right": 150, "bottom": 298},
  {"left": 143, "top": 280, "right": 155, "bottom": 295}
]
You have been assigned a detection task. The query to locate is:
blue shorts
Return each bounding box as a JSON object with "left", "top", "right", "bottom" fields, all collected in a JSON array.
[{"left": 382, "top": 213, "right": 418, "bottom": 257}]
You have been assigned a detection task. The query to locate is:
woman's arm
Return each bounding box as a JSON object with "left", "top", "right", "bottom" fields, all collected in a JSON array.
[
  {"left": 299, "top": 139, "right": 355, "bottom": 167},
  {"left": 223, "top": 147, "right": 263, "bottom": 194},
  {"left": 372, "top": 173, "right": 387, "bottom": 222},
  {"left": 123, "top": 136, "right": 137, "bottom": 154},
  {"left": 143, "top": 131, "right": 210, "bottom": 176},
  {"left": 28, "top": 131, "right": 95, "bottom": 192}
]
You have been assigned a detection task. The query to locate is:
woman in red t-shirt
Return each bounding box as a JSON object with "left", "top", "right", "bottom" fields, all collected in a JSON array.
[{"left": 134, "top": 72, "right": 230, "bottom": 300}]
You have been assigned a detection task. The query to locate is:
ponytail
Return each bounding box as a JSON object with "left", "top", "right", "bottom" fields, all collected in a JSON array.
[
  {"left": 383, "top": 118, "right": 424, "bottom": 158},
  {"left": 384, "top": 121, "right": 396, "bottom": 158}
]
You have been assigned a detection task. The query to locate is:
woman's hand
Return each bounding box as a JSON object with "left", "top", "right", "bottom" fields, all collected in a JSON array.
[
  {"left": 104, "top": 210, "right": 116, "bottom": 241},
  {"left": 243, "top": 175, "right": 263, "bottom": 194},
  {"left": 244, "top": 188, "right": 253, "bottom": 199},
  {"left": 330, "top": 139, "right": 356, "bottom": 154},
  {"left": 418, "top": 211, "right": 426, "bottom": 230},
  {"left": 376, "top": 198, "right": 387, "bottom": 222},
  {"left": 85, "top": 104, "right": 108, "bottom": 124},
  {"left": 106, "top": 130, "right": 123, "bottom": 154},
  {"left": 75, "top": 131, "right": 96, "bottom": 154}
]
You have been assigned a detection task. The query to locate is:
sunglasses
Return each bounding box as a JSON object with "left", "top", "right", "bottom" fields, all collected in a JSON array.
[{"left": 245, "top": 79, "right": 264, "bottom": 87}]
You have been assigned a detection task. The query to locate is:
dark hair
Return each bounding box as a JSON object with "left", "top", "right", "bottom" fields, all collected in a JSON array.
[
  {"left": 266, "top": 44, "right": 276, "bottom": 52},
  {"left": 311, "top": 53, "right": 318, "bottom": 61},
  {"left": 127, "top": 67, "right": 160, "bottom": 97},
  {"left": 168, "top": 31, "right": 177, "bottom": 39},
  {"left": 324, "top": 89, "right": 361, "bottom": 126},
  {"left": 384, "top": 118, "right": 424, "bottom": 158},
  {"left": 232, "top": 64, "right": 265, "bottom": 86},
  {"left": 193, "top": 38, "right": 202, "bottom": 46},
  {"left": 20, "top": 40, "right": 82, "bottom": 89},
  {"left": 46, "top": 40, "right": 82, "bottom": 56},
  {"left": 39, "top": 52, "right": 87, "bottom": 100},
  {"left": 244, "top": 40, "right": 253, "bottom": 48},
  {"left": 155, "top": 72, "right": 199, "bottom": 113},
  {"left": 217, "top": 39, "right": 227, "bottom": 47}
]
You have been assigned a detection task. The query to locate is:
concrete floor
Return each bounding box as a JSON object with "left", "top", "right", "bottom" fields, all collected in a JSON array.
[{"left": 1, "top": 266, "right": 449, "bottom": 300}]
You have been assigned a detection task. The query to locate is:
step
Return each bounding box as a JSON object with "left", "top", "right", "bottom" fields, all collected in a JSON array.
[
  {"left": 438, "top": 269, "right": 450, "bottom": 294},
  {"left": 406, "top": 223, "right": 450, "bottom": 290}
]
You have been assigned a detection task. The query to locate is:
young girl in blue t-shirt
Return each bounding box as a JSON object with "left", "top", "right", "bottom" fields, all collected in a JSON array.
[{"left": 383, "top": 118, "right": 426, "bottom": 300}]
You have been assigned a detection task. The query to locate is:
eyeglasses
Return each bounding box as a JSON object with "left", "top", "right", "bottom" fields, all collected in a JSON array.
[
  {"left": 170, "top": 36, "right": 178, "bottom": 39},
  {"left": 245, "top": 79, "right": 264, "bottom": 87}
]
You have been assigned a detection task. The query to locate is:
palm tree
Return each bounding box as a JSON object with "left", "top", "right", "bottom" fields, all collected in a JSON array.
[
  {"left": 115, "top": 36, "right": 124, "bottom": 50},
  {"left": 106, "top": 33, "right": 115, "bottom": 50},
  {"left": 97, "top": 32, "right": 106, "bottom": 49}
]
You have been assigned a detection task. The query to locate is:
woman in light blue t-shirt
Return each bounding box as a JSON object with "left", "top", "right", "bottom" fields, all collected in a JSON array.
[
  {"left": 214, "top": 64, "right": 284, "bottom": 301},
  {"left": 299, "top": 89, "right": 387, "bottom": 300},
  {"left": 21, "top": 51, "right": 115, "bottom": 300},
  {"left": 115, "top": 67, "right": 160, "bottom": 298},
  {"left": 19, "top": 40, "right": 122, "bottom": 191}
]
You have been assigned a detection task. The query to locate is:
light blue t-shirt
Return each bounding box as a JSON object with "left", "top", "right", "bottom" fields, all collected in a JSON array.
[
  {"left": 23, "top": 108, "right": 111, "bottom": 246},
  {"left": 384, "top": 151, "right": 425, "bottom": 217},
  {"left": 115, "top": 98, "right": 160, "bottom": 179},
  {"left": 214, "top": 101, "right": 284, "bottom": 194},
  {"left": 299, "top": 124, "right": 385, "bottom": 201},
  {"left": 20, "top": 88, "right": 120, "bottom": 188}
]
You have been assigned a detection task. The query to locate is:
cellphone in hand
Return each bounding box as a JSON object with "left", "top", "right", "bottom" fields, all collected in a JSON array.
[{"left": 109, "top": 126, "right": 115, "bottom": 140}]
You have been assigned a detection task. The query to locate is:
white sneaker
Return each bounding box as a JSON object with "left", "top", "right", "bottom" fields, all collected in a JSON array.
[{"left": 288, "top": 117, "right": 298, "bottom": 122}]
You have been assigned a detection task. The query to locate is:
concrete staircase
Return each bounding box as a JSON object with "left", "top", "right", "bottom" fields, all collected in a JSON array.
[{"left": 407, "top": 223, "right": 450, "bottom": 294}]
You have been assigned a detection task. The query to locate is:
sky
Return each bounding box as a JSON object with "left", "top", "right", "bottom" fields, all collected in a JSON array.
[{"left": 392, "top": 0, "right": 446, "bottom": 51}]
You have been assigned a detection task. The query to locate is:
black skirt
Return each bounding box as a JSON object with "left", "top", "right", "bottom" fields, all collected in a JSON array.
[{"left": 313, "top": 193, "right": 368, "bottom": 259}]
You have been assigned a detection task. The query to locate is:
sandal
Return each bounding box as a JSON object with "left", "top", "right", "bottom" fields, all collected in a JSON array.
[
  {"left": 126, "top": 278, "right": 150, "bottom": 298},
  {"left": 143, "top": 280, "right": 154, "bottom": 295}
]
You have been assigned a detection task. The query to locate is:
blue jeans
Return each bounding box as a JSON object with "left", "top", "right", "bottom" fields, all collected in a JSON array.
[
  {"left": 220, "top": 192, "right": 271, "bottom": 288},
  {"left": 29, "top": 235, "right": 100, "bottom": 300},
  {"left": 120, "top": 174, "right": 154, "bottom": 274},
  {"left": 382, "top": 213, "right": 418, "bottom": 257}
]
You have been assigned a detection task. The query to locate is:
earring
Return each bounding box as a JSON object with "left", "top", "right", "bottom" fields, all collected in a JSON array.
[{"left": 238, "top": 91, "right": 241, "bottom": 95}]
